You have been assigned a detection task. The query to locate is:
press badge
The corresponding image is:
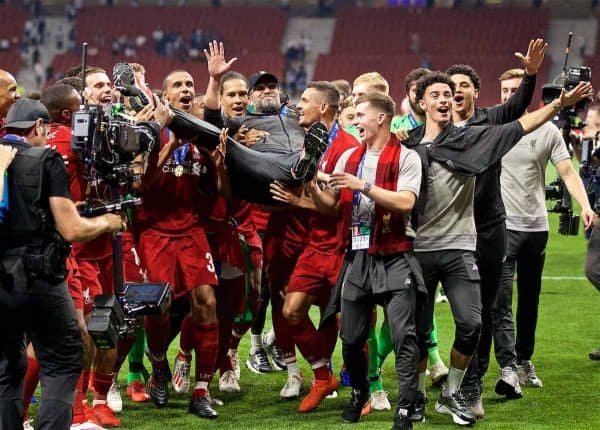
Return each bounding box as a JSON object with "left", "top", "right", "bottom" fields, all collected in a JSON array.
[{"left": 351, "top": 222, "right": 371, "bottom": 250}]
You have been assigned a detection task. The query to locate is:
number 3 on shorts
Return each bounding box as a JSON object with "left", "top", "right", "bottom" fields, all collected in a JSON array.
[{"left": 206, "top": 252, "right": 215, "bottom": 273}]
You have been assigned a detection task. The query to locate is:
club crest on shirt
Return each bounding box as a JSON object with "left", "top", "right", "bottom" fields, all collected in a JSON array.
[
  {"left": 382, "top": 213, "right": 392, "bottom": 234},
  {"left": 529, "top": 139, "right": 537, "bottom": 152}
]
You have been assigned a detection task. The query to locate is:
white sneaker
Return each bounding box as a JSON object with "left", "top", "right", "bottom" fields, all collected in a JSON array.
[
  {"left": 219, "top": 370, "right": 241, "bottom": 393},
  {"left": 70, "top": 421, "right": 106, "bottom": 430},
  {"left": 429, "top": 361, "right": 449, "bottom": 386},
  {"left": 23, "top": 420, "right": 34, "bottom": 430},
  {"left": 435, "top": 291, "right": 449, "bottom": 303},
  {"left": 171, "top": 354, "right": 191, "bottom": 394},
  {"left": 229, "top": 350, "right": 241, "bottom": 380},
  {"left": 107, "top": 382, "right": 122, "bottom": 413},
  {"left": 370, "top": 390, "right": 391, "bottom": 411},
  {"left": 280, "top": 372, "right": 304, "bottom": 399},
  {"left": 517, "top": 360, "right": 543, "bottom": 388}
]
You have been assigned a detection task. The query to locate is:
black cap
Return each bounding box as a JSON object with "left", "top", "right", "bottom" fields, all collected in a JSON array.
[
  {"left": 248, "top": 71, "right": 278, "bottom": 90},
  {"left": 3, "top": 98, "right": 50, "bottom": 129}
]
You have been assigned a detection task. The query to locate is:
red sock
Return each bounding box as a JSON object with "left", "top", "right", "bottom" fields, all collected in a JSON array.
[
  {"left": 193, "top": 387, "right": 208, "bottom": 398},
  {"left": 290, "top": 317, "right": 322, "bottom": 364},
  {"left": 271, "top": 294, "right": 295, "bottom": 359},
  {"left": 115, "top": 336, "right": 136, "bottom": 374},
  {"left": 23, "top": 357, "right": 40, "bottom": 420},
  {"left": 229, "top": 328, "right": 245, "bottom": 350},
  {"left": 180, "top": 315, "right": 194, "bottom": 355},
  {"left": 216, "top": 279, "right": 236, "bottom": 374},
  {"left": 82, "top": 368, "right": 91, "bottom": 396},
  {"left": 145, "top": 313, "right": 170, "bottom": 367},
  {"left": 92, "top": 371, "right": 113, "bottom": 401},
  {"left": 191, "top": 320, "right": 219, "bottom": 390},
  {"left": 72, "top": 372, "right": 86, "bottom": 424}
]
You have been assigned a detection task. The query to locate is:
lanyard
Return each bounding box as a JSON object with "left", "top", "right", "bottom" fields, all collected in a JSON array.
[
  {"left": 173, "top": 143, "right": 189, "bottom": 165},
  {"left": 407, "top": 112, "right": 418, "bottom": 130},
  {"left": 352, "top": 153, "right": 367, "bottom": 209},
  {"left": 321, "top": 122, "right": 339, "bottom": 161}
]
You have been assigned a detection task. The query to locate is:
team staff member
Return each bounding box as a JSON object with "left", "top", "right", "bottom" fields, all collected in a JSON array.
[
  {"left": 0, "top": 99, "right": 123, "bottom": 430},
  {"left": 314, "top": 93, "right": 423, "bottom": 430},
  {"left": 444, "top": 38, "right": 546, "bottom": 418},
  {"left": 494, "top": 68, "right": 596, "bottom": 392}
]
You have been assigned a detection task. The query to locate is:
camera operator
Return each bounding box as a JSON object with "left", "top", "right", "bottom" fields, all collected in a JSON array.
[
  {"left": 578, "top": 104, "right": 600, "bottom": 360},
  {"left": 492, "top": 68, "right": 596, "bottom": 395},
  {"left": 0, "top": 98, "right": 124, "bottom": 430}
]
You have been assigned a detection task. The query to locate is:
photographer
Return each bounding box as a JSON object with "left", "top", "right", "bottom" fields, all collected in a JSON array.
[
  {"left": 493, "top": 68, "right": 596, "bottom": 394},
  {"left": 0, "top": 98, "right": 124, "bottom": 430}
]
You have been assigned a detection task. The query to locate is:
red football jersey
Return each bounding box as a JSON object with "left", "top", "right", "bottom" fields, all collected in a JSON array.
[
  {"left": 307, "top": 128, "right": 359, "bottom": 253},
  {"left": 48, "top": 123, "right": 113, "bottom": 260},
  {"left": 137, "top": 129, "right": 207, "bottom": 235}
]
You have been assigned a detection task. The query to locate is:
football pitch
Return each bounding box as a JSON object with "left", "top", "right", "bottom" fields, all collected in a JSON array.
[
  {"left": 106, "top": 211, "right": 600, "bottom": 430},
  {"left": 25, "top": 213, "right": 600, "bottom": 430}
]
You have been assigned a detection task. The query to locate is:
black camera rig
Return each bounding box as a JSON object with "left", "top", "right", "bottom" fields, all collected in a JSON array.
[{"left": 72, "top": 44, "right": 170, "bottom": 349}]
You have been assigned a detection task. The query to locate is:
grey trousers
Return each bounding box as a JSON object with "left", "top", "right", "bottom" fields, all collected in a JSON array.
[{"left": 340, "top": 251, "right": 420, "bottom": 410}]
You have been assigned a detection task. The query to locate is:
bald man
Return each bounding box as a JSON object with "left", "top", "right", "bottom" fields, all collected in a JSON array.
[{"left": 0, "top": 69, "right": 20, "bottom": 120}]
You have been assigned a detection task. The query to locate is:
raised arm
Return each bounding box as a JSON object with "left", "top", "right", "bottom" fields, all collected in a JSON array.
[{"left": 487, "top": 39, "right": 547, "bottom": 124}]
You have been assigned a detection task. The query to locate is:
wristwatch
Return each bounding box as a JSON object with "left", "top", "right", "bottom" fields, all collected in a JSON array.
[{"left": 362, "top": 181, "right": 373, "bottom": 195}]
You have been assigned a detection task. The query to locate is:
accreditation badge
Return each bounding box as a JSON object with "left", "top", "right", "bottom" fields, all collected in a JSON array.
[{"left": 351, "top": 222, "right": 371, "bottom": 250}]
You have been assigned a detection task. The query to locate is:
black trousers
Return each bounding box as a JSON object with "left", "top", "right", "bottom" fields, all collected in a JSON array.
[
  {"left": 170, "top": 108, "right": 305, "bottom": 205},
  {"left": 585, "top": 220, "right": 600, "bottom": 292},
  {"left": 463, "top": 223, "right": 505, "bottom": 388},
  {"left": 416, "top": 250, "right": 482, "bottom": 357},
  {"left": 340, "top": 252, "right": 420, "bottom": 410},
  {"left": 0, "top": 257, "right": 83, "bottom": 430},
  {"left": 493, "top": 230, "right": 548, "bottom": 367}
]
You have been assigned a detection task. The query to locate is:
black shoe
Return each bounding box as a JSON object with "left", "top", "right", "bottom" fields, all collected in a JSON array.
[
  {"left": 434, "top": 391, "right": 476, "bottom": 426},
  {"left": 264, "top": 340, "right": 287, "bottom": 371},
  {"left": 189, "top": 395, "right": 218, "bottom": 419},
  {"left": 341, "top": 388, "right": 369, "bottom": 423},
  {"left": 112, "top": 61, "right": 150, "bottom": 112},
  {"left": 589, "top": 348, "right": 600, "bottom": 361},
  {"left": 246, "top": 346, "right": 274, "bottom": 374},
  {"left": 292, "top": 121, "right": 328, "bottom": 181},
  {"left": 392, "top": 407, "right": 414, "bottom": 430},
  {"left": 149, "top": 368, "right": 169, "bottom": 408},
  {"left": 409, "top": 391, "right": 427, "bottom": 423}
]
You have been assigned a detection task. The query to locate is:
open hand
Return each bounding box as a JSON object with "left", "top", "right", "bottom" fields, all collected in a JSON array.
[
  {"left": 204, "top": 41, "right": 238, "bottom": 81},
  {"left": 515, "top": 38, "right": 548, "bottom": 76}
]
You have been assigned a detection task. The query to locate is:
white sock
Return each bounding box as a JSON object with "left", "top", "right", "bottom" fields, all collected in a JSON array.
[
  {"left": 194, "top": 381, "right": 208, "bottom": 392},
  {"left": 286, "top": 360, "right": 300, "bottom": 376},
  {"left": 443, "top": 366, "right": 466, "bottom": 397},
  {"left": 418, "top": 371, "right": 427, "bottom": 394},
  {"left": 92, "top": 399, "right": 107, "bottom": 407},
  {"left": 250, "top": 334, "right": 263, "bottom": 351},
  {"left": 264, "top": 329, "right": 276, "bottom": 345}
]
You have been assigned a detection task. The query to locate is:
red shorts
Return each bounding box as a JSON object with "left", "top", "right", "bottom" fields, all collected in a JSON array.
[
  {"left": 77, "top": 236, "right": 146, "bottom": 311},
  {"left": 66, "top": 254, "right": 84, "bottom": 311},
  {"left": 287, "top": 248, "right": 344, "bottom": 306},
  {"left": 139, "top": 228, "right": 218, "bottom": 300}
]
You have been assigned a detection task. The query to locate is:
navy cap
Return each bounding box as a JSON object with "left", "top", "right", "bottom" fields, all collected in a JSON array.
[
  {"left": 248, "top": 71, "right": 278, "bottom": 90},
  {"left": 3, "top": 98, "right": 51, "bottom": 129}
]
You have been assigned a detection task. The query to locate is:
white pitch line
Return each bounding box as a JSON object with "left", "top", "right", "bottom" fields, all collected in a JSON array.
[{"left": 542, "top": 276, "right": 587, "bottom": 280}]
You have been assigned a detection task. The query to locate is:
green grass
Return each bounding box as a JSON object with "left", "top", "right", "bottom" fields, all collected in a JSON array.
[{"left": 28, "top": 214, "right": 600, "bottom": 429}]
